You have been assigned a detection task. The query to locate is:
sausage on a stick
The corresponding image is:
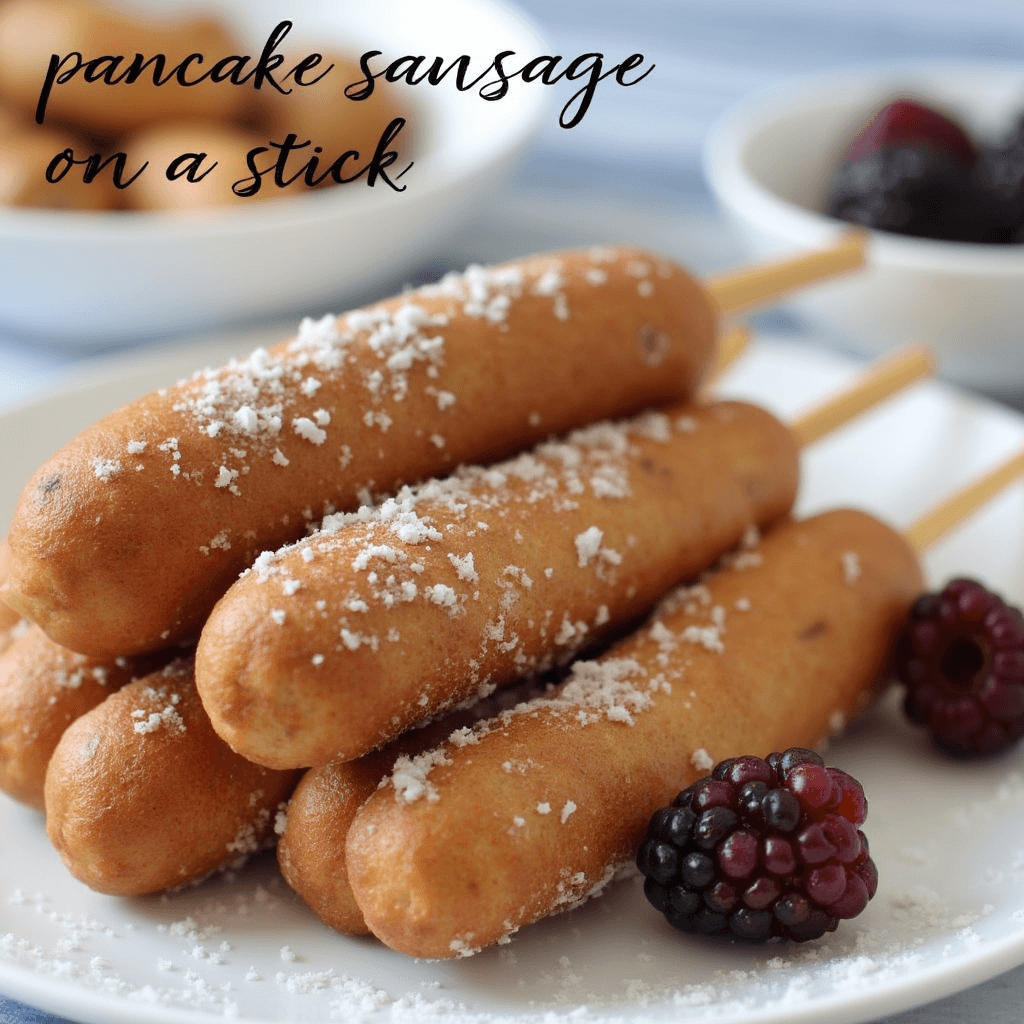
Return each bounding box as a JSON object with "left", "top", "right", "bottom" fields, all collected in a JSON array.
[
  {"left": 197, "top": 399, "right": 799, "bottom": 768},
  {"left": 195, "top": 343, "right": 930, "bottom": 770},
  {"left": 43, "top": 657, "right": 300, "bottom": 896},
  {"left": 3, "top": 239, "right": 864, "bottom": 658},
  {"left": 344, "top": 509, "right": 922, "bottom": 957}
]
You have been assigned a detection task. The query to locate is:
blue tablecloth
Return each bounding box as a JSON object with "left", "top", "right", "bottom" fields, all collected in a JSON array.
[{"left": 3, "top": 2, "right": 1024, "bottom": 1022}]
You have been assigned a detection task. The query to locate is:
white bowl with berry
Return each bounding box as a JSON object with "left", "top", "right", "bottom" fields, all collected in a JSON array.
[{"left": 703, "top": 63, "right": 1024, "bottom": 395}]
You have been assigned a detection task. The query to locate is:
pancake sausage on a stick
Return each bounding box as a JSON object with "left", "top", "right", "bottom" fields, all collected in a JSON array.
[
  {"left": 196, "top": 342, "right": 931, "bottom": 769},
  {"left": 5, "top": 248, "right": 711, "bottom": 657},
  {"left": 345, "top": 509, "right": 924, "bottom": 958},
  {"left": 197, "top": 400, "right": 800, "bottom": 769},
  {"left": 44, "top": 658, "right": 300, "bottom": 896},
  {"left": 3, "top": 238, "right": 864, "bottom": 659},
  {"left": 0, "top": 625, "right": 168, "bottom": 809}
]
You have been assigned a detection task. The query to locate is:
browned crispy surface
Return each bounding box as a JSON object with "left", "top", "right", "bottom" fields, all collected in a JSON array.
[
  {"left": 44, "top": 658, "right": 299, "bottom": 895},
  {"left": 6, "top": 248, "right": 715, "bottom": 658},
  {"left": 346, "top": 510, "right": 923, "bottom": 958}
]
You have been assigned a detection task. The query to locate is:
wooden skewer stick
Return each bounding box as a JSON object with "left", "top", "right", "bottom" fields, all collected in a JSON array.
[
  {"left": 706, "top": 337, "right": 934, "bottom": 440},
  {"left": 904, "top": 446, "right": 1024, "bottom": 554},
  {"left": 789, "top": 344, "right": 936, "bottom": 448},
  {"left": 704, "top": 324, "right": 751, "bottom": 390},
  {"left": 706, "top": 335, "right": 1014, "bottom": 556},
  {"left": 705, "top": 231, "right": 866, "bottom": 315}
]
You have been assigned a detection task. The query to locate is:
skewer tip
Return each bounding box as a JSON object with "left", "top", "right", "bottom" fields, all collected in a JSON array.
[
  {"left": 706, "top": 231, "right": 867, "bottom": 316},
  {"left": 789, "top": 342, "right": 936, "bottom": 448},
  {"left": 905, "top": 447, "right": 1024, "bottom": 554}
]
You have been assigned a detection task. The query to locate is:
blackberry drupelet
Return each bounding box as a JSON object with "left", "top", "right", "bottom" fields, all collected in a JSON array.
[
  {"left": 894, "top": 578, "right": 1024, "bottom": 756},
  {"left": 636, "top": 750, "right": 876, "bottom": 942}
]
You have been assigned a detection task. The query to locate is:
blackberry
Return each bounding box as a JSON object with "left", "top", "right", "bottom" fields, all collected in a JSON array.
[
  {"left": 826, "top": 147, "right": 1009, "bottom": 244},
  {"left": 893, "top": 578, "right": 1024, "bottom": 755},
  {"left": 824, "top": 97, "right": 1010, "bottom": 243},
  {"left": 637, "top": 749, "right": 876, "bottom": 942}
]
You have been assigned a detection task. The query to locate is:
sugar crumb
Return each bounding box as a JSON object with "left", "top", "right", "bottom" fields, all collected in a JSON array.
[
  {"left": 292, "top": 417, "right": 327, "bottom": 445},
  {"left": 575, "top": 526, "right": 604, "bottom": 567},
  {"left": 691, "top": 747, "right": 714, "bottom": 771},
  {"left": 91, "top": 457, "right": 122, "bottom": 481},
  {"left": 842, "top": 551, "right": 861, "bottom": 585}
]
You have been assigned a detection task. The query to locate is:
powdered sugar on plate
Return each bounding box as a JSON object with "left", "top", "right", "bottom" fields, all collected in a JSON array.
[
  {"left": 6, "top": 652, "right": 1024, "bottom": 1024},
  {"left": 3, "top": 726, "right": 1024, "bottom": 1024}
]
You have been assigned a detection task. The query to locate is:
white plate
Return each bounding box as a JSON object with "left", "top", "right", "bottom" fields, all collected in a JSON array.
[{"left": 2, "top": 333, "right": 1024, "bottom": 1024}]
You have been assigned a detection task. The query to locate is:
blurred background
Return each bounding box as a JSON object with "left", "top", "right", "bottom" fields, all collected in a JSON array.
[
  {"left": 2, "top": 0, "right": 1024, "bottom": 407},
  {"left": 512, "top": 0, "right": 1024, "bottom": 201},
  {"left": 0, "top": 0, "right": 1019, "bottom": 399}
]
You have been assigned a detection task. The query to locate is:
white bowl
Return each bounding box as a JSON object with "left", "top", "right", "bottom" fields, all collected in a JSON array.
[
  {"left": 702, "top": 62, "right": 1024, "bottom": 394},
  {"left": 0, "top": 0, "right": 546, "bottom": 347}
]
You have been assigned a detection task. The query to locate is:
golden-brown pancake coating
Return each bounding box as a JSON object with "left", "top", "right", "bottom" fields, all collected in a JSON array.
[
  {"left": 6, "top": 247, "right": 716, "bottom": 657},
  {"left": 346, "top": 510, "right": 923, "bottom": 958}
]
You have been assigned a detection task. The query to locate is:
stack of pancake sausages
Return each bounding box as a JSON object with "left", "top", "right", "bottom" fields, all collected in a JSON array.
[{"left": 1, "top": 238, "right": 934, "bottom": 958}]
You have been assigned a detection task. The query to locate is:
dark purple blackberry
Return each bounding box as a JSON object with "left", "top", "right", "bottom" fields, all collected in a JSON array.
[
  {"left": 636, "top": 749, "right": 876, "bottom": 943},
  {"left": 826, "top": 147, "right": 1009, "bottom": 243},
  {"left": 893, "top": 578, "right": 1024, "bottom": 756},
  {"left": 823, "top": 97, "right": 1011, "bottom": 243}
]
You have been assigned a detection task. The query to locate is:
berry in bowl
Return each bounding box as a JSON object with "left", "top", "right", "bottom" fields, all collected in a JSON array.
[
  {"left": 703, "top": 64, "right": 1024, "bottom": 394},
  {"left": 825, "top": 98, "right": 1024, "bottom": 244}
]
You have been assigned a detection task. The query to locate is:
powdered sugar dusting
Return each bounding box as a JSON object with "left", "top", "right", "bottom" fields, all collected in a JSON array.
[
  {"left": 690, "top": 747, "right": 714, "bottom": 771},
  {"left": 91, "top": 457, "right": 122, "bottom": 481},
  {"left": 88, "top": 246, "right": 682, "bottom": 517},
  {"left": 556, "top": 657, "right": 661, "bottom": 726},
  {"left": 574, "top": 526, "right": 603, "bottom": 567},
  {"left": 130, "top": 687, "right": 186, "bottom": 736},
  {"left": 52, "top": 661, "right": 109, "bottom": 691},
  {"left": 389, "top": 748, "right": 453, "bottom": 804}
]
